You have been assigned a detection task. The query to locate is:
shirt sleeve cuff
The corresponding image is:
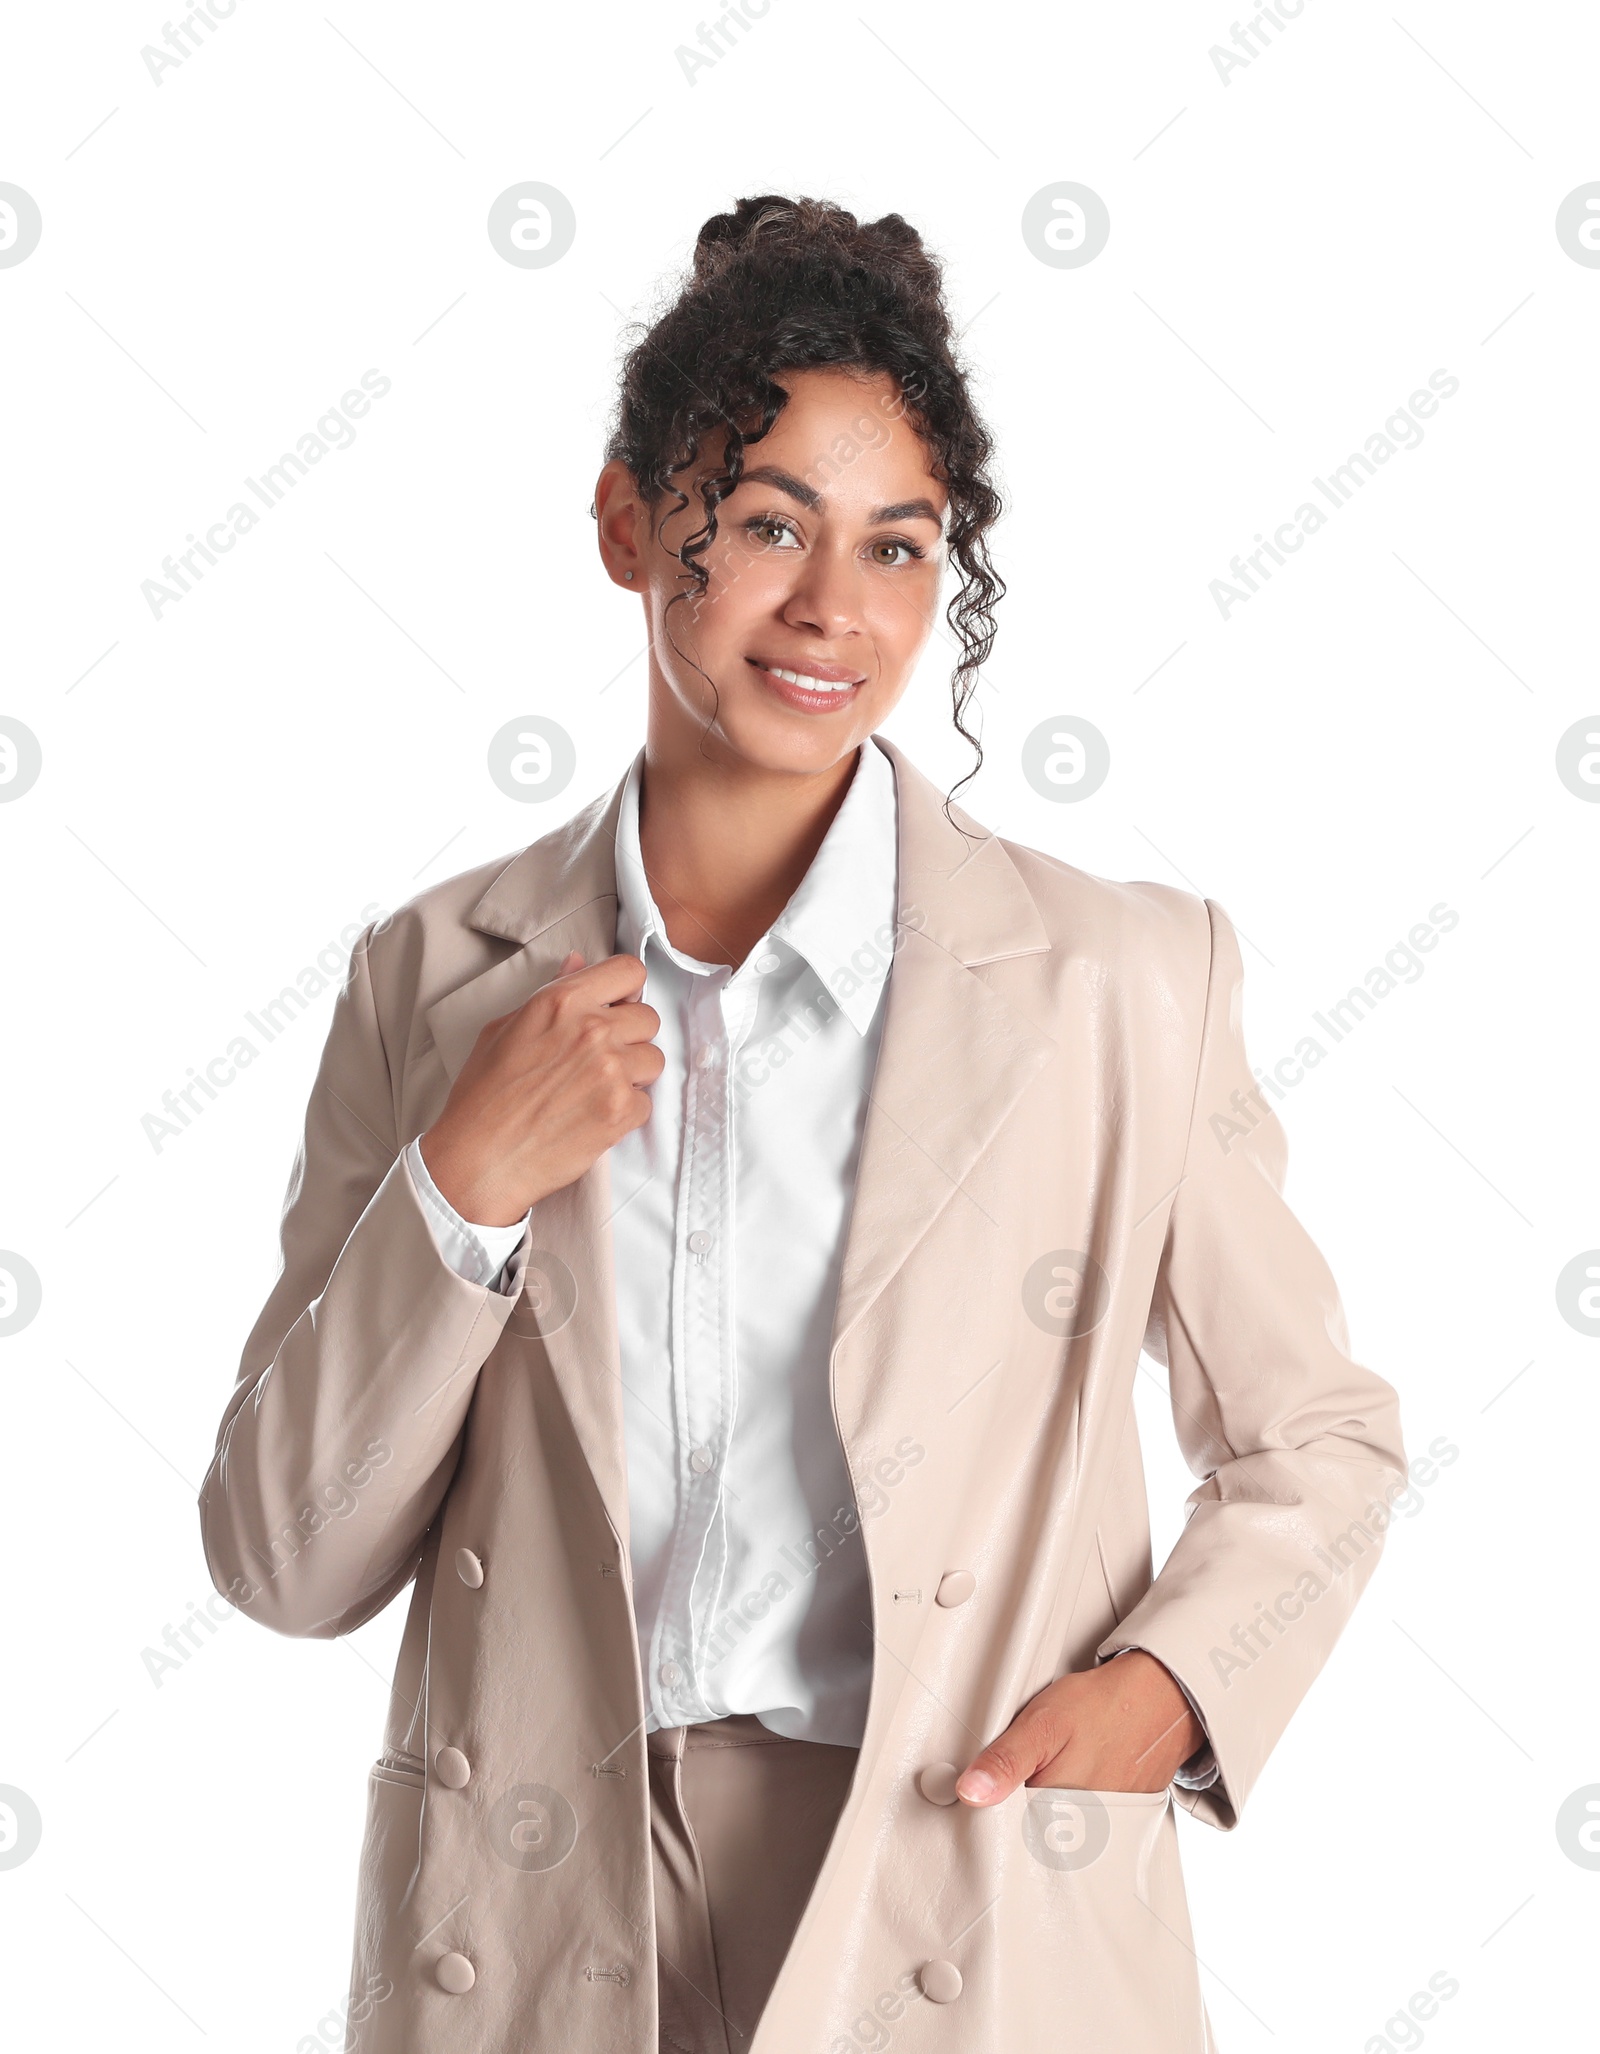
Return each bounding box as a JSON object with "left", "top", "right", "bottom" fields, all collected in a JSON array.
[{"left": 404, "top": 1135, "right": 530, "bottom": 1293}]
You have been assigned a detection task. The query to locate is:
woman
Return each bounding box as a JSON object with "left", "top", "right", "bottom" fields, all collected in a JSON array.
[{"left": 201, "top": 196, "right": 1406, "bottom": 2054}]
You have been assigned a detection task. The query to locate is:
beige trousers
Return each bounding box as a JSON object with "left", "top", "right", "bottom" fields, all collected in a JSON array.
[{"left": 648, "top": 1714, "right": 860, "bottom": 2054}]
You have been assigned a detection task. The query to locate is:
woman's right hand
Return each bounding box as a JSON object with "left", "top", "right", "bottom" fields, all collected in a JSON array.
[{"left": 418, "top": 950, "right": 662, "bottom": 1226}]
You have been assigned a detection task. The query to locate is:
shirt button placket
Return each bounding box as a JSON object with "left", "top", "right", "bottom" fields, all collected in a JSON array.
[{"left": 678, "top": 979, "right": 730, "bottom": 1717}]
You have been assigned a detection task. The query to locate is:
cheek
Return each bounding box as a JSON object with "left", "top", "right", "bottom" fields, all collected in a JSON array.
[
  {"left": 695, "top": 545, "right": 801, "bottom": 625},
  {"left": 863, "top": 572, "right": 939, "bottom": 672}
]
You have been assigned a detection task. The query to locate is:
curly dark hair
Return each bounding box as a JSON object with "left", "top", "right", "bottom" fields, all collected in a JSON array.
[{"left": 605, "top": 194, "right": 1004, "bottom": 796}]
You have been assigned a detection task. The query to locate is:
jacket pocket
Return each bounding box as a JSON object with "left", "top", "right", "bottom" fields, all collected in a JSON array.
[
  {"left": 1002, "top": 1786, "right": 1208, "bottom": 2048},
  {"left": 370, "top": 1748, "right": 426, "bottom": 1791}
]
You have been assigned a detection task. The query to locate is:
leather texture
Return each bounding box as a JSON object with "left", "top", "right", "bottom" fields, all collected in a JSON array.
[{"left": 199, "top": 735, "right": 1406, "bottom": 2052}]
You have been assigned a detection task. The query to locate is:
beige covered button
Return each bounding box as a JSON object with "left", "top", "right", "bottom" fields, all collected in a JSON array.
[
  {"left": 935, "top": 1570, "right": 976, "bottom": 1608},
  {"left": 434, "top": 1747, "right": 471, "bottom": 1789},
  {"left": 435, "top": 1952, "right": 475, "bottom": 1994},
  {"left": 919, "top": 1959, "right": 963, "bottom": 2004},
  {"left": 455, "top": 1548, "right": 485, "bottom": 1588},
  {"left": 918, "top": 1762, "right": 961, "bottom": 1806}
]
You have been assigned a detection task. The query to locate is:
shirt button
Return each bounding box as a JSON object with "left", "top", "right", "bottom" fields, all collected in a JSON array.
[
  {"left": 754, "top": 950, "right": 781, "bottom": 974},
  {"left": 936, "top": 1570, "right": 977, "bottom": 1608},
  {"left": 659, "top": 1661, "right": 681, "bottom": 1687},
  {"left": 455, "top": 1548, "right": 484, "bottom": 1588},
  {"left": 689, "top": 1447, "right": 715, "bottom": 1475},
  {"left": 687, "top": 1230, "right": 713, "bottom": 1256}
]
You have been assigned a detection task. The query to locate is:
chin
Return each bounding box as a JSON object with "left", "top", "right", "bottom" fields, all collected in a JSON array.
[{"left": 718, "top": 700, "right": 869, "bottom": 778}]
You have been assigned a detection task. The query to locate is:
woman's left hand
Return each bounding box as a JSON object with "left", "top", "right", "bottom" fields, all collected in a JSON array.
[{"left": 955, "top": 1650, "right": 1205, "bottom": 1805}]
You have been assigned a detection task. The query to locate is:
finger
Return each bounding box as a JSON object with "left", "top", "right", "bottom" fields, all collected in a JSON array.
[
  {"left": 957, "top": 1704, "right": 1069, "bottom": 1808},
  {"left": 556, "top": 949, "right": 586, "bottom": 976},
  {"left": 562, "top": 951, "right": 647, "bottom": 1003},
  {"left": 603, "top": 1000, "right": 662, "bottom": 1045}
]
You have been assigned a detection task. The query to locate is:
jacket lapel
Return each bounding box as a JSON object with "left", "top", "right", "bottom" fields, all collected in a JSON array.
[
  {"left": 829, "top": 740, "right": 1058, "bottom": 1383},
  {"left": 421, "top": 772, "right": 633, "bottom": 1549}
]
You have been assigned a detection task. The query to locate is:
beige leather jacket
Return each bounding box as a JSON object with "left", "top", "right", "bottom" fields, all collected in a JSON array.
[{"left": 200, "top": 736, "right": 1406, "bottom": 2052}]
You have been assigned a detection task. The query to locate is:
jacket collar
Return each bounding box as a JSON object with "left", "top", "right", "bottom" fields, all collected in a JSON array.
[{"left": 452, "top": 734, "right": 1049, "bottom": 968}]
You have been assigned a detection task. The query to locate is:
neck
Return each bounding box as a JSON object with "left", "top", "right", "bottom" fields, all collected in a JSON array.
[{"left": 636, "top": 730, "right": 863, "bottom": 968}]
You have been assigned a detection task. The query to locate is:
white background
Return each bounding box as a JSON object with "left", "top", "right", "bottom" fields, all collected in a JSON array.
[{"left": 2, "top": 1, "right": 1597, "bottom": 2047}]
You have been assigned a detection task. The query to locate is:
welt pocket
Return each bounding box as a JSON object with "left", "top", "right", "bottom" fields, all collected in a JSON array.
[{"left": 370, "top": 1748, "right": 426, "bottom": 1790}]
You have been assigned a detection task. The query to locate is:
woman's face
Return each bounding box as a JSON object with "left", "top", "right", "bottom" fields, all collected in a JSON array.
[{"left": 597, "top": 367, "right": 949, "bottom": 778}]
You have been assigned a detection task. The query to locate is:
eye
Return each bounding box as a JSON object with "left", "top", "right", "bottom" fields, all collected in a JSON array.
[
  {"left": 867, "top": 536, "right": 926, "bottom": 568},
  {"left": 743, "top": 514, "right": 802, "bottom": 550}
]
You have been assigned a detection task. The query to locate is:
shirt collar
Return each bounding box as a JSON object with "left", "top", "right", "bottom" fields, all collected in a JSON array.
[{"left": 612, "top": 738, "right": 900, "bottom": 1037}]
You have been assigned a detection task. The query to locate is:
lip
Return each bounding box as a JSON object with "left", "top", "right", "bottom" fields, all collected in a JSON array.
[
  {"left": 749, "top": 655, "right": 867, "bottom": 686},
  {"left": 746, "top": 656, "right": 868, "bottom": 714}
]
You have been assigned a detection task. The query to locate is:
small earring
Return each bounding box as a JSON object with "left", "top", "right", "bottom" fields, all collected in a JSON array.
[{"left": 624, "top": 570, "right": 634, "bottom": 581}]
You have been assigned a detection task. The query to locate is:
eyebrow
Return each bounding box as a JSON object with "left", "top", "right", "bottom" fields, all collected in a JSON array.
[{"left": 735, "top": 464, "right": 945, "bottom": 529}]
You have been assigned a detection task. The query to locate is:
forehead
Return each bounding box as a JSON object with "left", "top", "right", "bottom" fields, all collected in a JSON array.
[{"left": 728, "top": 366, "right": 945, "bottom": 510}]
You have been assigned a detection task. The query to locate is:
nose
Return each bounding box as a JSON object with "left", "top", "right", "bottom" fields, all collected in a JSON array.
[{"left": 781, "top": 539, "right": 867, "bottom": 645}]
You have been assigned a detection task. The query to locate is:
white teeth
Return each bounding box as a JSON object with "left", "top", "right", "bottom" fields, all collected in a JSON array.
[{"left": 763, "top": 665, "right": 857, "bottom": 693}]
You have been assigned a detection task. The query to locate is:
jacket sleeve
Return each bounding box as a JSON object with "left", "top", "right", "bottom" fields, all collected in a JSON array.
[
  {"left": 198, "top": 918, "right": 531, "bottom": 1638},
  {"left": 1096, "top": 898, "right": 1407, "bottom": 1828}
]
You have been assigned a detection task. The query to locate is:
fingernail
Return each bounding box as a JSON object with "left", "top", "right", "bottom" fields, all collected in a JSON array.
[{"left": 956, "top": 1770, "right": 995, "bottom": 1804}]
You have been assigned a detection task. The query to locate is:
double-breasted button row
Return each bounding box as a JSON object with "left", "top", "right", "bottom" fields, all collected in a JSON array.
[{"left": 441, "top": 1552, "right": 483, "bottom": 1799}]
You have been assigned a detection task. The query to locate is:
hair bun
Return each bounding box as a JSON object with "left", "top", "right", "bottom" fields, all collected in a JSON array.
[
  {"left": 692, "top": 195, "right": 805, "bottom": 278},
  {"left": 691, "top": 195, "right": 943, "bottom": 302}
]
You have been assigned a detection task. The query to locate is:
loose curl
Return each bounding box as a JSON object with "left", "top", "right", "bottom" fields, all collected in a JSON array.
[{"left": 605, "top": 194, "right": 1004, "bottom": 805}]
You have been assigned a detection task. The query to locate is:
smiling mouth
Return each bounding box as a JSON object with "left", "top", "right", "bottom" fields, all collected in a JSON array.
[{"left": 749, "top": 660, "right": 866, "bottom": 696}]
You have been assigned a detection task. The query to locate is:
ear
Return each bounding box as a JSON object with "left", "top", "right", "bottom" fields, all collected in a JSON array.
[{"left": 594, "top": 458, "right": 646, "bottom": 589}]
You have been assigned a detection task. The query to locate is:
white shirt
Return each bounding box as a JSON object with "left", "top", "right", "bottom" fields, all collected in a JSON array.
[{"left": 407, "top": 739, "right": 899, "bottom": 1746}]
